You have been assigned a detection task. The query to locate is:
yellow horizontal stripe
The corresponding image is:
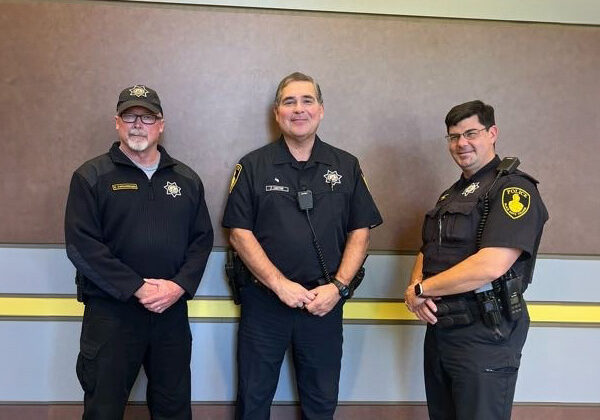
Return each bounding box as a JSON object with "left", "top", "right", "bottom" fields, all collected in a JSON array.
[{"left": 0, "top": 297, "right": 599, "bottom": 324}]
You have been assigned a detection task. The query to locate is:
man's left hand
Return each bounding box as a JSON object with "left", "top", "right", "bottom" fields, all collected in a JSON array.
[
  {"left": 138, "top": 278, "right": 185, "bottom": 313},
  {"left": 404, "top": 284, "right": 438, "bottom": 324},
  {"left": 304, "top": 283, "right": 341, "bottom": 317}
]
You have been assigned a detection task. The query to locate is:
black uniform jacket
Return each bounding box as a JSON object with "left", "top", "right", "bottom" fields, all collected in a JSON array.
[
  {"left": 421, "top": 156, "right": 548, "bottom": 283},
  {"left": 222, "top": 136, "right": 382, "bottom": 284},
  {"left": 65, "top": 142, "right": 214, "bottom": 302}
]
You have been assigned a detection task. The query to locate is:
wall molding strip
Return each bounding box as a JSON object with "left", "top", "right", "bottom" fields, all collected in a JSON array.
[{"left": 1, "top": 297, "right": 599, "bottom": 324}]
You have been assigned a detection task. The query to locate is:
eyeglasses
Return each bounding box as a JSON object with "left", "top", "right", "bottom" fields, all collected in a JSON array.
[
  {"left": 120, "top": 113, "right": 161, "bottom": 125},
  {"left": 445, "top": 127, "right": 488, "bottom": 143}
]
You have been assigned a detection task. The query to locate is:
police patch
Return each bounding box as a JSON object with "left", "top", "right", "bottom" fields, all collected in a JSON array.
[
  {"left": 229, "top": 163, "right": 242, "bottom": 193},
  {"left": 502, "top": 187, "right": 530, "bottom": 219},
  {"left": 361, "top": 172, "right": 371, "bottom": 192}
]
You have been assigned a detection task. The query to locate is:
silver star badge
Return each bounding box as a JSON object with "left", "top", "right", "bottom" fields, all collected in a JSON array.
[
  {"left": 462, "top": 182, "right": 480, "bottom": 196},
  {"left": 164, "top": 181, "right": 182, "bottom": 198},
  {"left": 324, "top": 170, "right": 342, "bottom": 191}
]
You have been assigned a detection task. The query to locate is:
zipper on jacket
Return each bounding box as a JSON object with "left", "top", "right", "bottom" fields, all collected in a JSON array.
[
  {"left": 148, "top": 180, "right": 154, "bottom": 200},
  {"left": 438, "top": 216, "right": 443, "bottom": 246}
]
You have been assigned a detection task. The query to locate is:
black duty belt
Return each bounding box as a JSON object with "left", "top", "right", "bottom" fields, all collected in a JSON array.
[
  {"left": 434, "top": 295, "right": 480, "bottom": 329},
  {"left": 250, "top": 276, "right": 329, "bottom": 295}
]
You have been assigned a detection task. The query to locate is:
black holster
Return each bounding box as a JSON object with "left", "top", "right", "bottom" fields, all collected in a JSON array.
[
  {"left": 225, "top": 249, "right": 251, "bottom": 305},
  {"left": 75, "top": 270, "right": 87, "bottom": 303},
  {"left": 347, "top": 266, "right": 366, "bottom": 298}
]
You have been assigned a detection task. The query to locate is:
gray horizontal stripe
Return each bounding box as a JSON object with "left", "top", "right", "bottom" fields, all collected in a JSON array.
[
  {"left": 0, "top": 247, "right": 598, "bottom": 302},
  {"left": 0, "top": 321, "right": 599, "bottom": 403}
]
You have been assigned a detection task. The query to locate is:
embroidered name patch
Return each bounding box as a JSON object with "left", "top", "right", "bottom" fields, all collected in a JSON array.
[
  {"left": 266, "top": 185, "right": 289, "bottom": 192},
  {"left": 229, "top": 164, "right": 242, "bottom": 194},
  {"left": 502, "top": 187, "right": 530, "bottom": 219},
  {"left": 112, "top": 183, "right": 138, "bottom": 191}
]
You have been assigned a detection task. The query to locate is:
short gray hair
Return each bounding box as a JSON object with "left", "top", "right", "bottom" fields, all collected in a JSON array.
[{"left": 274, "top": 72, "right": 323, "bottom": 106}]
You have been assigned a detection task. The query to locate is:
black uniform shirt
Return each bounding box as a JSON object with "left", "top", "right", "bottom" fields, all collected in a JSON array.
[
  {"left": 65, "top": 142, "right": 214, "bottom": 301},
  {"left": 222, "top": 136, "right": 382, "bottom": 284},
  {"left": 421, "top": 155, "right": 548, "bottom": 279}
]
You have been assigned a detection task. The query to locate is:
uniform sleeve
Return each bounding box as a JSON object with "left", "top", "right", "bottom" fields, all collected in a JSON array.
[
  {"left": 347, "top": 160, "right": 383, "bottom": 231},
  {"left": 480, "top": 175, "right": 548, "bottom": 257},
  {"left": 172, "top": 179, "right": 214, "bottom": 299},
  {"left": 64, "top": 172, "right": 144, "bottom": 301},
  {"left": 222, "top": 158, "right": 255, "bottom": 230}
]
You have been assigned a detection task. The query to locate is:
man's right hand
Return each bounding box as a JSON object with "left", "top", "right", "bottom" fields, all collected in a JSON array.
[
  {"left": 134, "top": 282, "right": 158, "bottom": 300},
  {"left": 272, "top": 278, "right": 316, "bottom": 309}
]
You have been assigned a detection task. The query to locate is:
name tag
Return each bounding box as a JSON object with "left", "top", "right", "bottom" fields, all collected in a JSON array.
[
  {"left": 112, "top": 183, "right": 138, "bottom": 191},
  {"left": 265, "top": 185, "right": 289, "bottom": 192}
]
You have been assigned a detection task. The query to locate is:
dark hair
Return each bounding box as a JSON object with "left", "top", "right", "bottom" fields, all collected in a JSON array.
[
  {"left": 445, "top": 100, "right": 495, "bottom": 131},
  {"left": 274, "top": 72, "right": 323, "bottom": 106}
]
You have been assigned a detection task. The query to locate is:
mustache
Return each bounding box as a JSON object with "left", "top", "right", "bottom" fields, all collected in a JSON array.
[{"left": 128, "top": 129, "right": 147, "bottom": 137}]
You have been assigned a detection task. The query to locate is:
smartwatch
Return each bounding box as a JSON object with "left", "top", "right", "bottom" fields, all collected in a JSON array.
[
  {"left": 331, "top": 278, "right": 351, "bottom": 299},
  {"left": 414, "top": 282, "right": 425, "bottom": 298}
]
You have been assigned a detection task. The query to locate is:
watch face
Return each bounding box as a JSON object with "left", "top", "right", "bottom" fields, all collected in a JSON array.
[
  {"left": 415, "top": 283, "right": 423, "bottom": 297},
  {"left": 332, "top": 280, "right": 351, "bottom": 299}
]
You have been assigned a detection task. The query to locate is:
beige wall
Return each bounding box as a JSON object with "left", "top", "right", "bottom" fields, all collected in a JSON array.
[{"left": 1, "top": 0, "right": 599, "bottom": 253}]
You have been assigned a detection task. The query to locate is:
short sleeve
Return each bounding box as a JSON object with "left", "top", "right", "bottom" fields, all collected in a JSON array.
[
  {"left": 480, "top": 175, "right": 548, "bottom": 257},
  {"left": 222, "top": 158, "right": 255, "bottom": 230},
  {"left": 347, "top": 160, "right": 383, "bottom": 231}
]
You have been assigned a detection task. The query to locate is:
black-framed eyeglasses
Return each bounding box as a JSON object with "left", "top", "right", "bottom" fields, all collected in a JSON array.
[
  {"left": 120, "top": 113, "right": 162, "bottom": 125},
  {"left": 444, "top": 127, "right": 488, "bottom": 143}
]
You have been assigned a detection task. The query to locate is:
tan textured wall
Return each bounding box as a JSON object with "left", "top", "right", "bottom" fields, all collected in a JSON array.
[{"left": 1, "top": 1, "right": 599, "bottom": 253}]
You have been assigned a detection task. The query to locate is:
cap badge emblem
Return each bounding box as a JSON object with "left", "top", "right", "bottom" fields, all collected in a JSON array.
[
  {"left": 129, "top": 85, "right": 149, "bottom": 98},
  {"left": 164, "top": 181, "right": 182, "bottom": 198},
  {"left": 324, "top": 170, "right": 342, "bottom": 191}
]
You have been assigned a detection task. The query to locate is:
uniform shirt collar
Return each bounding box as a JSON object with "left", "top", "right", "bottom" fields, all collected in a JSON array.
[
  {"left": 109, "top": 142, "right": 175, "bottom": 170},
  {"left": 273, "top": 135, "right": 335, "bottom": 168},
  {"left": 458, "top": 154, "right": 501, "bottom": 186}
]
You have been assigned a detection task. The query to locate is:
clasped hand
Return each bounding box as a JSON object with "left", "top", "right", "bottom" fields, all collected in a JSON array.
[
  {"left": 274, "top": 279, "right": 340, "bottom": 317},
  {"left": 135, "top": 278, "right": 184, "bottom": 313},
  {"left": 404, "top": 285, "right": 438, "bottom": 325}
]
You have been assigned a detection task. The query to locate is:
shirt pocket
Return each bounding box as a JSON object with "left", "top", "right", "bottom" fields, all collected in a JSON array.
[
  {"left": 422, "top": 207, "right": 440, "bottom": 245},
  {"left": 440, "top": 201, "right": 479, "bottom": 247}
]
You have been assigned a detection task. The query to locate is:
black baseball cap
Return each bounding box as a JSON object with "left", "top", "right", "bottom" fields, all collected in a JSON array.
[{"left": 116, "top": 85, "right": 163, "bottom": 115}]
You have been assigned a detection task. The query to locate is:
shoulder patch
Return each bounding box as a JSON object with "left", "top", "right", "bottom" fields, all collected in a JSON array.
[
  {"left": 502, "top": 187, "right": 530, "bottom": 219},
  {"left": 361, "top": 172, "right": 371, "bottom": 192},
  {"left": 229, "top": 163, "right": 242, "bottom": 193}
]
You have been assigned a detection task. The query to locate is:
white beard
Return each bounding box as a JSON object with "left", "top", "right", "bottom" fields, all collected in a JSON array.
[{"left": 125, "top": 136, "right": 149, "bottom": 152}]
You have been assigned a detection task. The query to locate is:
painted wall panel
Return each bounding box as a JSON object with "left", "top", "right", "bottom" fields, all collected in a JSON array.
[
  {"left": 1, "top": 322, "right": 599, "bottom": 403},
  {"left": 1, "top": 1, "right": 599, "bottom": 253}
]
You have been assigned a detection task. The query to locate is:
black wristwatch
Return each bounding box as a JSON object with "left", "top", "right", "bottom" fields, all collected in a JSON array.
[
  {"left": 331, "top": 278, "right": 351, "bottom": 299},
  {"left": 414, "top": 282, "right": 425, "bottom": 298}
]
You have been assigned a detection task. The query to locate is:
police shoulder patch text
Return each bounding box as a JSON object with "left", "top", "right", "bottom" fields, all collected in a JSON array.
[
  {"left": 501, "top": 187, "right": 530, "bottom": 219},
  {"left": 229, "top": 164, "right": 242, "bottom": 194}
]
